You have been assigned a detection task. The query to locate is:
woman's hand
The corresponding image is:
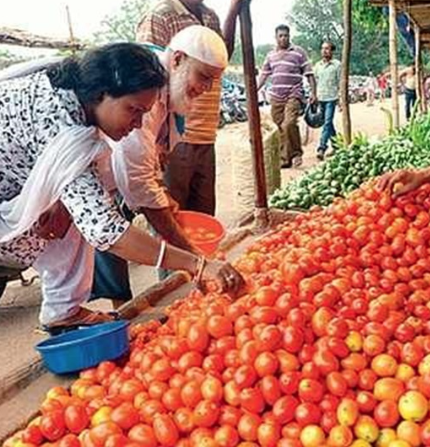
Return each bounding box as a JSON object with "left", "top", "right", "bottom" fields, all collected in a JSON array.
[
  {"left": 377, "top": 169, "right": 429, "bottom": 198},
  {"left": 202, "top": 259, "right": 245, "bottom": 295}
]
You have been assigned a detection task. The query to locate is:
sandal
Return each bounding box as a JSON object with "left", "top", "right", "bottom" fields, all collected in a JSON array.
[{"left": 39, "top": 307, "right": 119, "bottom": 336}]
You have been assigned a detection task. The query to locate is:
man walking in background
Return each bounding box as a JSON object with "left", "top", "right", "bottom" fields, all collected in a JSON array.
[
  {"left": 258, "top": 24, "right": 317, "bottom": 168},
  {"left": 365, "top": 71, "right": 378, "bottom": 106},
  {"left": 314, "top": 40, "right": 341, "bottom": 161},
  {"left": 137, "top": 0, "right": 243, "bottom": 216},
  {"left": 400, "top": 65, "right": 417, "bottom": 120}
]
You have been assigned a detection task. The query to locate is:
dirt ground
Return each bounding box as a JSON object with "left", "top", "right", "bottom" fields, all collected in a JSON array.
[{"left": 0, "top": 98, "right": 406, "bottom": 388}]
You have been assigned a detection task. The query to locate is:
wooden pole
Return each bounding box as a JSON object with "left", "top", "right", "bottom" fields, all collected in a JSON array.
[
  {"left": 239, "top": 0, "right": 268, "bottom": 228},
  {"left": 340, "top": 0, "right": 352, "bottom": 145},
  {"left": 65, "top": 5, "right": 76, "bottom": 54},
  {"left": 389, "top": 0, "right": 400, "bottom": 128},
  {"left": 415, "top": 24, "right": 425, "bottom": 113}
]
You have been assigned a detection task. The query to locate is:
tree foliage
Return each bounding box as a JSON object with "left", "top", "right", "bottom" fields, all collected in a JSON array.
[
  {"left": 94, "top": 0, "right": 149, "bottom": 44},
  {"left": 93, "top": 0, "right": 272, "bottom": 67},
  {"left": 288, "top": 0, "right": 412, "bottom": 75}
]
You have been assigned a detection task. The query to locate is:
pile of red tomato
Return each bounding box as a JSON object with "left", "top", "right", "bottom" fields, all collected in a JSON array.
[{"left": 7, "top": 180, "right": 430, "bottom": 447}]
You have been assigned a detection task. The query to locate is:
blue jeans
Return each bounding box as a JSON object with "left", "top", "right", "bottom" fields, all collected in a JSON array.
[
  {"left": 405, "top": 88, "right": 417, "bottom": 120},
  {"left": 91, "top": 251, "right": 132, "bottom": 301},
  {"left": 91, "top": 196, "right": 133, "bottom": 302},
  {"left": 318, "top": 100, "right": 337, "bottom": 152}
]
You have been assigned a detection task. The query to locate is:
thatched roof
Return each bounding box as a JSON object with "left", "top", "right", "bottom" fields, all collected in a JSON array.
[{"left": 0, "top": 27, "right": 85, "bottom": 50}]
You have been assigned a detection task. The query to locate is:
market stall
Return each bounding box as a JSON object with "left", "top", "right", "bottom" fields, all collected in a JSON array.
[{"left": 6, "top": 1, "right": 430, "bottom": 445}]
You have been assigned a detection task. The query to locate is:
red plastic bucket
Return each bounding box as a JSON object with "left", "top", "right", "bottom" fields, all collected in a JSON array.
[{"left": 176, "top": 211, "right": 225, "bottom": 255}]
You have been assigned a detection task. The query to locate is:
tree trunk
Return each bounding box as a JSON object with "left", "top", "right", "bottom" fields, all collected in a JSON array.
[
  {"left": 389, "top": 0, "right": 400, "bottom": 128},
  {"left": 340, "top": 0, "right": 352, "bottom": 145}
]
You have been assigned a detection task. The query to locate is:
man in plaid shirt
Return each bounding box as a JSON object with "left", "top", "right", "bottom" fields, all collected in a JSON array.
[{"left": 137, "top": 0, "right": 243, "bottom": 216}]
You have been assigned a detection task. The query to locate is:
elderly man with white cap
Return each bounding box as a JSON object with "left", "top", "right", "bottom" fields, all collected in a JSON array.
[
  {"left": 138, "top": 0, "right": 243, "bottom": 218},
  {"left": 34, "top": 25, "right": 233, "bottom": 331}
]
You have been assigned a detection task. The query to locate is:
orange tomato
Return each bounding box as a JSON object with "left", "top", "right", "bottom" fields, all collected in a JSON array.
[{"left": 371, "top": 354, "right": 398, "bottom": 377}]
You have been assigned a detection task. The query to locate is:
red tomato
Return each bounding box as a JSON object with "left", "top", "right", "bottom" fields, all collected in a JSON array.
[
  {"left": 214, "top": 425, "right": 240, "bottom": 447},
  {"left": 240, "top": 387, "right": 265, "bottom": 413},
  {"left": 153, "top": 414, "right": 179, "bottom": 446},
  {"left": 40, "top": 410, "right": 66, "bottom": 442},
  {"left": 294, "top": 402, "right": 321, "bottom": 426},
  {"left": 374, "top": 399, "right": 399, "bottom": 427},
  {"left": 64, "top": 404, "right": 89, "bottom": 434},
  {"left": 256, "top": 325, "right": 283, "bottom": 351},
  {"left": 193, "top": 400, "right": 220, "bottom": 428},
  {"left": 238, "top": 413, "right": 261, "bottom": 442},
  {"left": 279, "top": 371, "right": 301, "bottom": 395},
  {"left": 21, "top": 425, "right": 44, "bottom": 445},
  {"left": 128, "top": 424, "right": 157, "bottom": 446},
  {"left": 356, "top": 391, "right": 377, "bottom": 413},
  {"left": 58, "top": 434, "right": 81, "bottom": 447},
  {"left": 272, "top": 395, "right": 299, "bottom": 424},
  {"left": 298, "top": 378, "right": 324, "bottom": 403},
  {"left": 260, "top": 375, "right": 282, "bottom": 406},
  {"left": 89, "top": 422, "right": 122, "bottom": 446},
  {"left": 254, "top": 352, "right": 279, "bottom": 377},
  {"left": 187, "top": 324, "right": 210, "bottom": 352},
  {"left": 258, "top": 421, "right": 281, "bottom": 447},
  {"left": 326, "top": 371, "right": 348, "bottom": 397}
]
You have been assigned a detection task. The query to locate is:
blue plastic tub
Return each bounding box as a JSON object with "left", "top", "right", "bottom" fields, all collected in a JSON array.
[{"left": 35, "top": 321, "right": 130, "bottom": 374}]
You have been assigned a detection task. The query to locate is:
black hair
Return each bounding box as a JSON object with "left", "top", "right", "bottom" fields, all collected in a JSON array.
[
  {"left": 275, "top": 24, "right": 290, "bottom": 35},
  {"left": 322, "top": 40, "right": 336, "bottom": 52},
  {"left": 47, "top": 42, "right": 167, "bottom": 105}
]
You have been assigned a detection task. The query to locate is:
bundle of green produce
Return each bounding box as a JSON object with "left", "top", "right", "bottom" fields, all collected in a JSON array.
[{"left": 270, "top": 113, "right": 430, "bottom": 211}]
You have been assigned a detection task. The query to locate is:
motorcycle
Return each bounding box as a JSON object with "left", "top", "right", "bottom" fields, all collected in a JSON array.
[{"left": 221, "top": 90, "right": 248, "bottom": 124}]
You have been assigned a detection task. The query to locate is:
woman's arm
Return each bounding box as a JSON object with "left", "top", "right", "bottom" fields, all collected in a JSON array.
[
  {"left": 110, "top": 225, "right": 243, "bottom": 293},
  {"left": 109, "top": 224, "right": 197, "bottom": 272}
]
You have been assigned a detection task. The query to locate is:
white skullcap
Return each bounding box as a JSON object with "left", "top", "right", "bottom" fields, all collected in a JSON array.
[{"left": 169, "top": 25, "right": 228, "bottom": 69}]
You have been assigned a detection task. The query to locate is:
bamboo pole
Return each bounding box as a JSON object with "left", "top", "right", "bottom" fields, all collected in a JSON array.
[
  {"left": 66, "top": 6, "right": 75, "bottom": 44},
  {"left": 65, "top": 5, "right": 77, "bottom": 56},
  {"left": 389, "top": 0, "right": 400, "bottom": 128},
  {"left": 341, "top": 0, "right": 352, "bottom": 145},
  {"left": 239, "top": 0, "right": 269, "bottom": 229},
  {"left": 414, "top": 24, "right": 425, "bottom": 113}
]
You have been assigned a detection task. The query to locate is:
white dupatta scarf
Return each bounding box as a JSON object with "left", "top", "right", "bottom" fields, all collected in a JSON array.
[{"left": 0, "top": 59, "right": 108, "bottom": 243}]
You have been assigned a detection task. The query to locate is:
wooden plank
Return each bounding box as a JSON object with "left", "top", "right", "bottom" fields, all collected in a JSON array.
[
  {"left": 0, "top": 372, "right": 75, "bottom": 444},
  {"left": 117, "top": 271, "right": 190, "bottom": 320},
  {"left": 218, "top": 228, "right": 253, "bottom": 253},
  {"left": 0, "top": 357, "right": 45, "bottom": 405}
]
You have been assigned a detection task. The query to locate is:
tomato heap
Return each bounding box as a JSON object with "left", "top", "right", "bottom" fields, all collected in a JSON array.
[
  {"left": 7, "top": 181, "right": 430, "bottom": 447},
  {"left": 183, "top": 226, "right": 218, "bottom": 243}
]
